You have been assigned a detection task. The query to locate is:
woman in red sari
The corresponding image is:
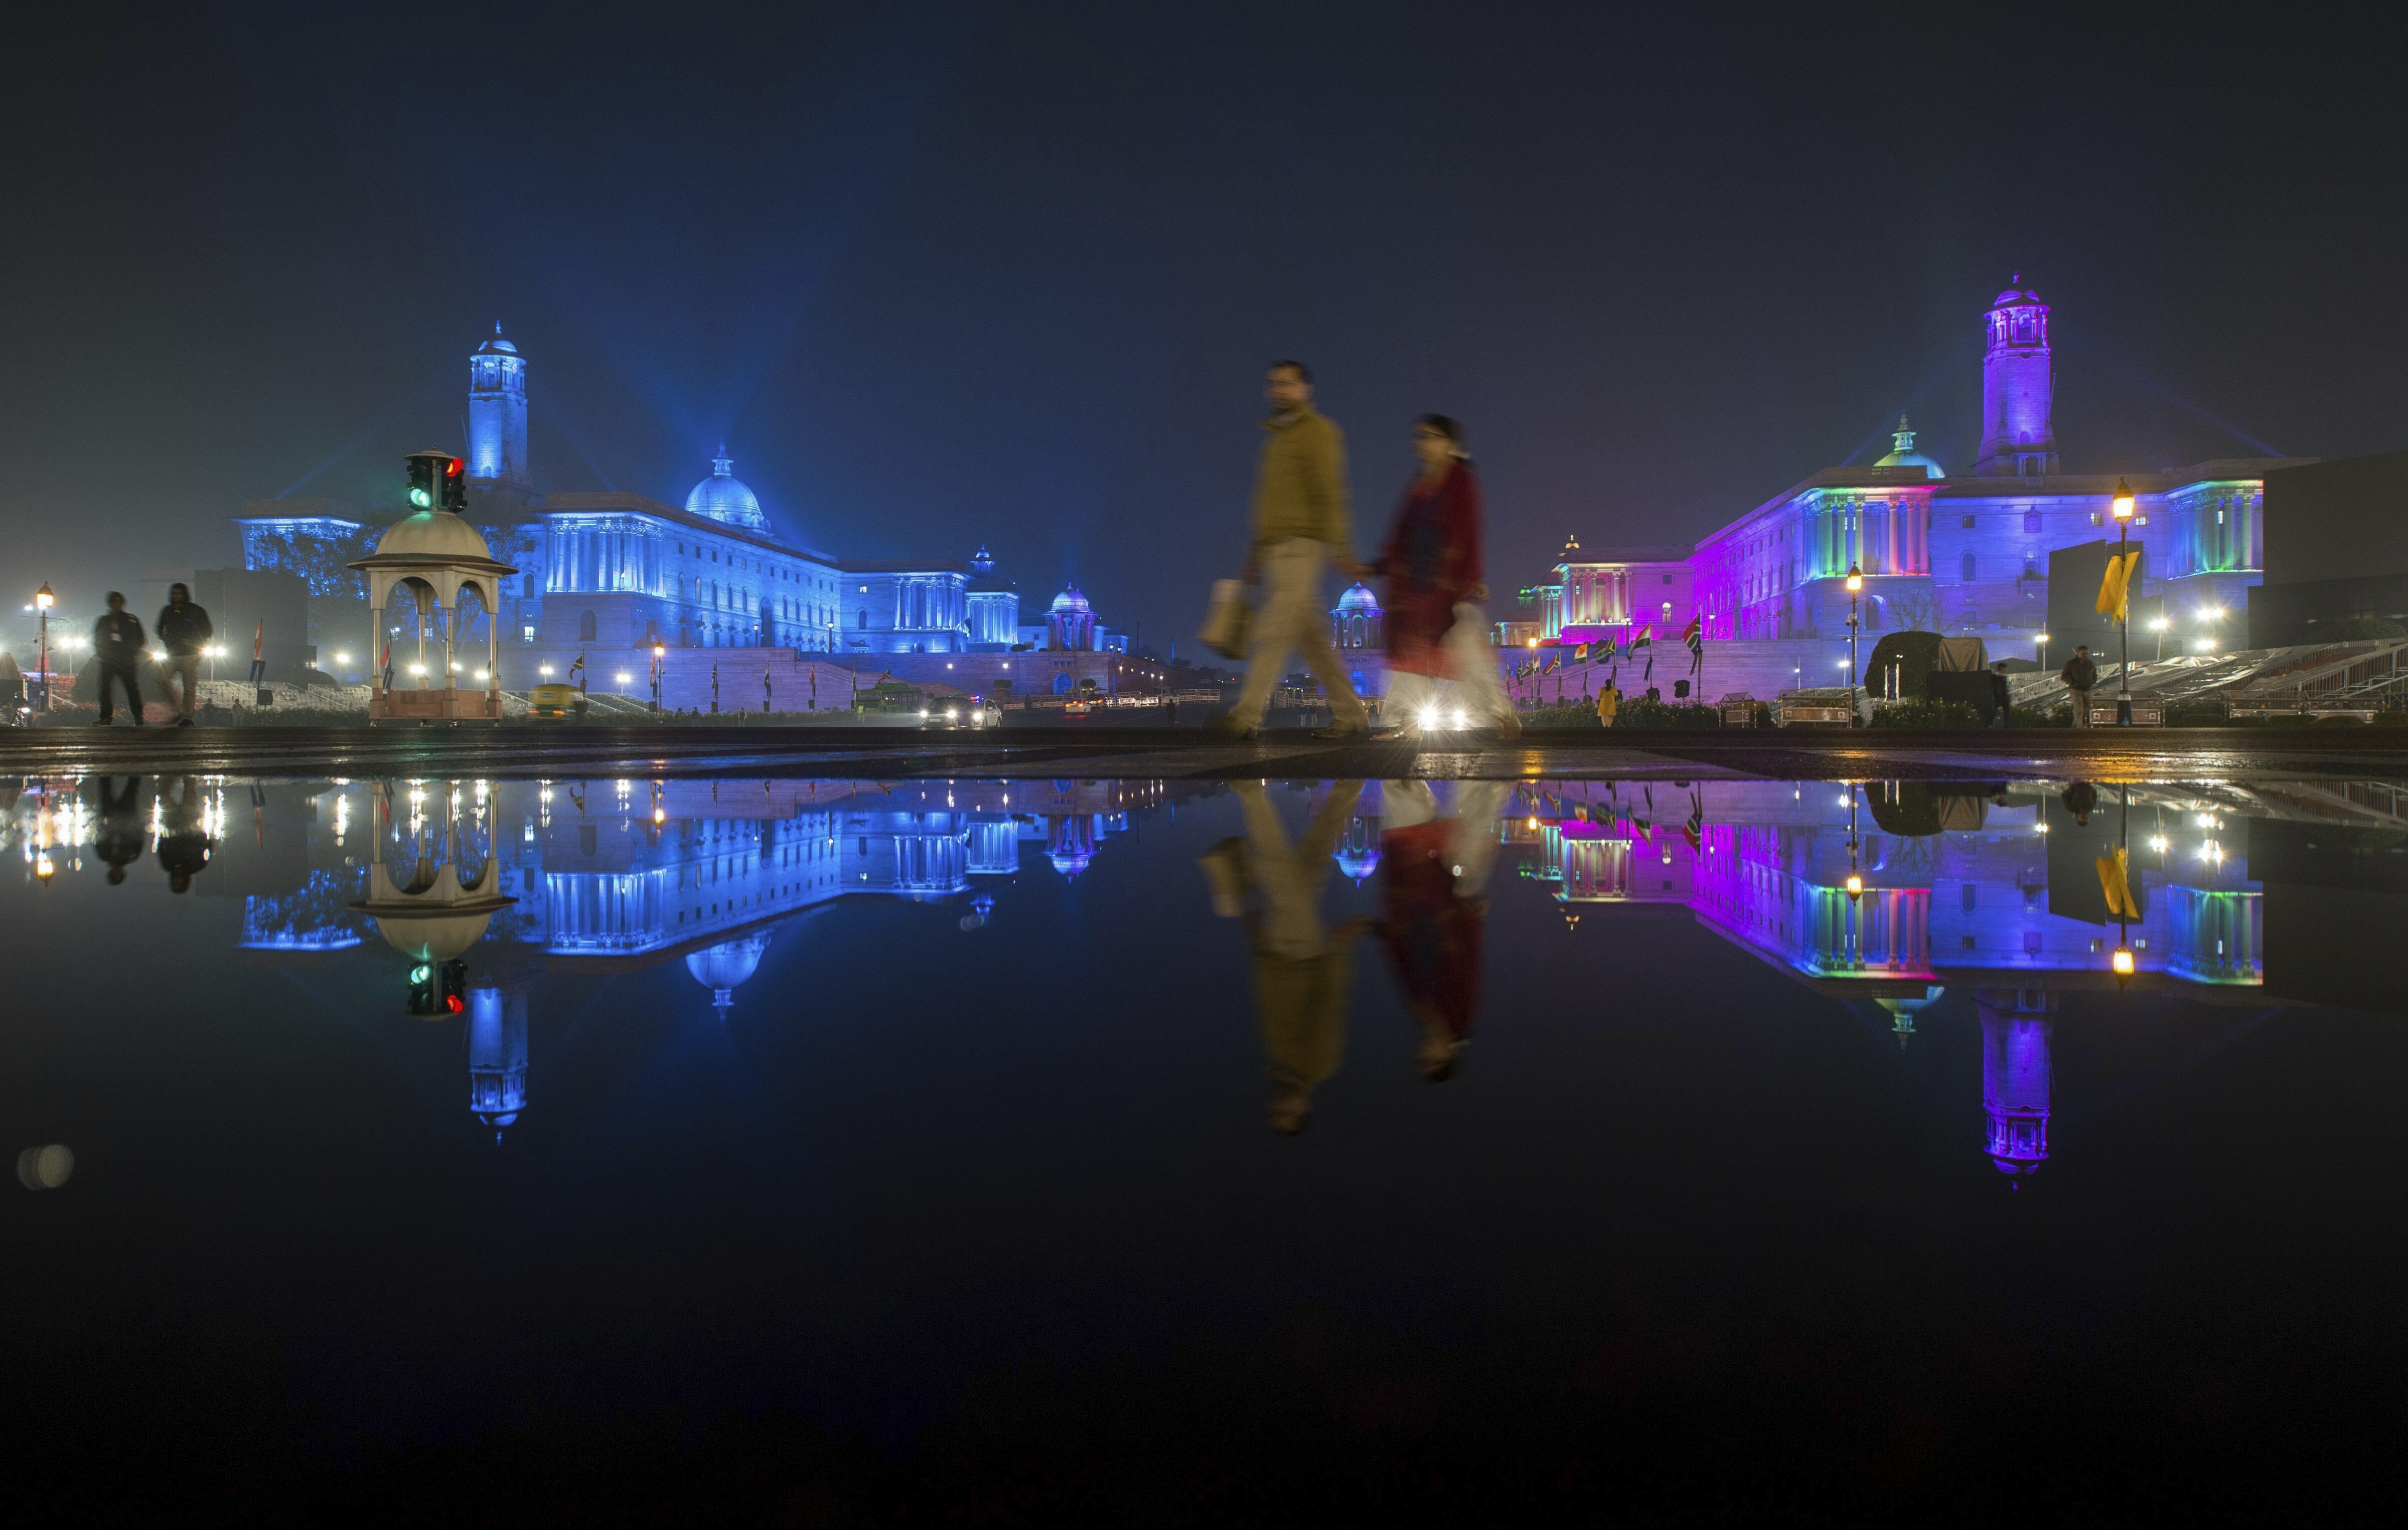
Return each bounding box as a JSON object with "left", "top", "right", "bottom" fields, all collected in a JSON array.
[{"left": 1372, "top": 415, "right": 1517, "bottom": 738}]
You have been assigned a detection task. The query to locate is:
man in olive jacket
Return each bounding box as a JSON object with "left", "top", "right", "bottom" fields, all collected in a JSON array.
[
  {"left": 155, "top": 582, "right": 213, "bottom": 726},
  {"left": 1223, "top": 361, "right": 1373, "bottom": 739},
  {"left": 2060, "top": 644, "right": 2098, "bottom": 728}
]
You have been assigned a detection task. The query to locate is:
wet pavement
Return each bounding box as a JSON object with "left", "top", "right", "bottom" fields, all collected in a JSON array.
[{"left": 7, "top": 765, "right": 2408, "bottom": 1521}]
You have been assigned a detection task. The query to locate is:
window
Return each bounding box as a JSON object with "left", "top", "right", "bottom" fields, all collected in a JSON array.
[
  {"left": 2023, "top": 931, "right": 2043, "bottom": 955},
  {"left": 578, "top": 610, "right": 596, "bottom": 641},
  {"left": 2024, "top": 510, "right": 2042, "bottom": 534},
  {"left": 1662, "top": 574, "right": 1673, "bottom": 584},
  {"left": 1962, "top": 514, "right": 1977, "bottom": 529},
  {"left": 1962, "top": 884, "right": 1977, "bottom": 912},
  {"left": 2023, "top": 554, "right": 2039, "bottom": 580},
  {"left": 2089, "top": 511, "right": 2103, "bottom": 526},
  {"left": 1961, "top": 553, "right": 1977, "bottom": 581},
  {"left": 521, "top": 624, "right": 535, "bottom": 643},
  {"left": 855, "top": 610, "right": 867, "bottom": 630}
]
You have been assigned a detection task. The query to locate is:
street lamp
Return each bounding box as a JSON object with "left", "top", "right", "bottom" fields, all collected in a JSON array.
[
  {"left": 2149, "top": 615, "right": 2170, "bottom": 663},
  {"left": 2112, "top": 478, "right": 2135, "bottom": 725},
  {"left": 1844, "top": 564, "right": 1863, "bottom": 725},
  {"left": 650, "top": 643, "right": 666, "bottom": 712},
  {"left": 33, "top": 582, "right": 52, "bottom": 712}
]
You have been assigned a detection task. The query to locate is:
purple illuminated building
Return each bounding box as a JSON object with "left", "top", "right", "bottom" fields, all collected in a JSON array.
[
  {"left": 1975, "top": 279, "right": 2058, "bottom": 478},
  {"left": 1978, "top": 987, "right": 2057, "bottom": 1175}
]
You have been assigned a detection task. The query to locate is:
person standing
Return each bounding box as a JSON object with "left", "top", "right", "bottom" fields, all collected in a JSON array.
[
  {"left": 2060, "top": 644, "right": 2098, "bottom": 728},
  {"left": 93, "top": 592, "right": 146, "bottom": 726},
  {"left": 88, "top": 775, "right": 148, "bottom": 883},
  {"left": 1222, "top": 362, "right": 1373, "bottom": 740},
  {"left": 156, "top": 775, "right": 212, "bottom": 892},
  {"left": 1372, "top": 415, "right": 1518, "bottom": 740},
  {"left": 1597, "top": 680, "right": 1621, "bottom": 728},
  {"left": 1989, "top": 661, "right": 2014, "bottom": 727},
  {"left": 154, "top": 582, "right": 213, "bottom": 727},
  {"left": 763, "top": 666, "right": 773, "bottom": 715}
]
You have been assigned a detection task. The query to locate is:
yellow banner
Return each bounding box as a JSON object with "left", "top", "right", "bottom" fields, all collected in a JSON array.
[
  {"left": 2093, "top": 549, "right": 2143, "bottom": 621},
  {"left": 2094, "top": 847, "right": 2143, "bottom": 921}
]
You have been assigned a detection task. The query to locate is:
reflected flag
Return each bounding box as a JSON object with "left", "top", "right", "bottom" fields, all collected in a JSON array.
[
  {"left": 2095, "top": 847, "right": 2143, "bottom": 920},
  {"left": 1683, "top": 789, "right": 1704, "bottom": 854}
]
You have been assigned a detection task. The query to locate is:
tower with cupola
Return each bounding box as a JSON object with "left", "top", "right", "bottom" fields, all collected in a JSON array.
[
  {"left": 1974, "top": 277, "right": 2057, "bottom": 478},
  {"left": 467, "top": 323, "right": 533, "bottom": 502}
]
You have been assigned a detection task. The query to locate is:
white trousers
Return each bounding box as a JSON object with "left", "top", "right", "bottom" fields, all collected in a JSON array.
[{"left": 1382, "top": 602, "right": 1511, "bottom": 728}]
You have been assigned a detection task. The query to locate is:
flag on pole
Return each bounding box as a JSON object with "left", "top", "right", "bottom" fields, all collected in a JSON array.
[
  {"left": 1683, "top": 615, "right": 1703, "bottom": 675},
  {"left": 1630, "top": 626, "right": 1651, "bottom": 652},
  {"left": 1682, "top": 789, "right": 1705, "bottom": 854},
  {"left": 2095, "top": 847, "right": 2143, "bottom": 920},
  {"left": 1573, "top": 642, "right": 1589, "bottom": 664},
  {"left": 378, "top": 637, "right": 392, "bottom": 691},
  {"left": 248, "top": 620, "right": 265, "bottom": 684},
  {"left": 1542, "top": 650, "right": 1562, "bottom": 674},
  {"left": 2095, "top": 549, "right": 2143, "bottom": 622}
]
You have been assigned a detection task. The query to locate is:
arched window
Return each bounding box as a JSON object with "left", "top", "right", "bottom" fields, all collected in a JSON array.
[
  {"left": 855, "top": 609, "right": 867, "bottom": 630},
  {"left": 2023, "top": 509, "right": 2042, "bottom": 534},
  {"left": 1960, "top": 553, "right": 1977, "bottom": 582},
  {"left": 578, "top": 609, "right": 596, "bottom": 641}
]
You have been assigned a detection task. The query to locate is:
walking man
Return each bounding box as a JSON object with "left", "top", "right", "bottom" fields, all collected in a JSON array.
[
  {"left": 93, "top": 592, "right": 146, "bottom": 726},
  {"left": 1989, "top": 661, "right": 2014, "bottom": 727},
  {"left": 155, "top": 582, "right": 213, "bottom": 727},
  {"left": 2060, "top": 643, "right": 2098, "bottom": 728},
  {"left": 1222, "top": 361, "right": 1373, "bottom": 740}
]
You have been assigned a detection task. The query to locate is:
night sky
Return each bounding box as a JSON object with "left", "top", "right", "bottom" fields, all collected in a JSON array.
[{"left": 8, "top": 6, "right": 2401, "bottom": 638}]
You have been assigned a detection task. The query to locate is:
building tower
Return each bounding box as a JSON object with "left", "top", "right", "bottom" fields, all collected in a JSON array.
[
  {"left": 467, "top": 323, "right": 533, "bottom": 502},
  {"left": 1977, "top": 986, "right": 2058, "bottom": 1175},
  {"left": 466, "top": 985, "right": 529, "bottom": 1143},
  {"left": 1974, "top": 278, "right": 2058, "bottom": 478}
]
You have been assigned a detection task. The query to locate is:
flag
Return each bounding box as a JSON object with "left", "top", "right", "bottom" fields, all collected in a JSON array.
[
  {"left": 2095, "top": 548, "right": 2143, "bottom": 621},
  {"left": 1630, "top": 626, "right": 1651, "bottom": 651},
  {"left": 1682, "top": 616, "right": 1702, "bottom": 654},
  {"left": 1542, "top": 650, "right": 1561, "bottom": 674},
  {"left": 1573, "top": 642, "right": 1589, "bottom": 664},
  {"left": 378, "top": 637, "right": 392, "bottom": 690},
  {"left": 2095, "top": 847, "right": 2142, "bottom": 920},
  {"left": 248, "top": 619, "right": 265, "bottom": 684},
  {"left": 1682, "top": 789, "right": 1705, "bottom": 854}
]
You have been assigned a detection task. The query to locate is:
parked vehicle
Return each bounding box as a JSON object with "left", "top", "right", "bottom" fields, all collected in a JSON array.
[{"left": 528, "top": 683, "right": 581, "bottom": 720}]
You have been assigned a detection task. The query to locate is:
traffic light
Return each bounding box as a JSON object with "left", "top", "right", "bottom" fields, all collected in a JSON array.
[
  {"left": 407, "top": 962, "right": 436, "bottom": 1015},
  {"left": 437, "top": 959, "right": 469, "bottom": 1015},
  {"left": 404, "top": 448, "right": 466, "bottom": 513}
]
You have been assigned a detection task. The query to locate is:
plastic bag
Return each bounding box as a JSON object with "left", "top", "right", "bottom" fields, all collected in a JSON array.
[{"left": 1198, "top": 578, "right": 1252, "bottom": 661}]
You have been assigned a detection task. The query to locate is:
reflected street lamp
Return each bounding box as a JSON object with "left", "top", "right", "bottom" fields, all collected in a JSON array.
[{"left": 1845, "top": 564, "right": 1863, "bottom": 725}]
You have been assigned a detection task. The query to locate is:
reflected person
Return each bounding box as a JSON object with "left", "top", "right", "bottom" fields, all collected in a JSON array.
[
  {"left": 156, "top": 775, "right": 213, "bottom": 892},
  {"left": 1209, "top": 781, "right": 1370, "bottom": 1133},
  {"left": 88, "top": 775, "right": 148, "bottom": 884},
  {"left": 1378, "top": 781, "right": 1507, "bottom": 1080}
]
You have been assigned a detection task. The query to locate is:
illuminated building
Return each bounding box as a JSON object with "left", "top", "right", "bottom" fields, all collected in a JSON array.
[
  {"left": 1978, "top": 987, "right": 2057, "bottom": 1176},
  {"left": 686, "top": 933, "right": 773, "bottom": 1017},
  {"left": 466, "top": 985, "right": 529, "bottom": 1139}
]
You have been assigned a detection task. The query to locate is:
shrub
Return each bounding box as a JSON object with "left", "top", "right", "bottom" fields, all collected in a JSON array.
[
  {"left": 2008, "top": 704, "right": 2059, "bottom": 727},
  {"left": 1520, "top": 701, "right": 1602, "bottom": 728},
  {"left": 1861, "top": 631, "right": 1943, "bottom": 698},
  {"left": 2323, "top": 614, "right": 2408, "bottom": 640},
  {"left": 1868, "top": 698, "right": 1985, "bottom": 728},
  {"left": 1613, "top": 698, "right": 1720, "bottom": 729},
  {"left": 2164, "top": 700, "right": 2230, "bottom": 726}
]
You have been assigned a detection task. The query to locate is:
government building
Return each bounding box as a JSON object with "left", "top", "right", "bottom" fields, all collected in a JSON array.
[{"left": 235, "top": 326, "right": 1134, "bottom": 704}]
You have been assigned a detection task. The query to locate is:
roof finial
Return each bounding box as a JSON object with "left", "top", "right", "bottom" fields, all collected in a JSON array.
[
  {"left": 712, "top": 442, "right": 733, "bottom": 476},
  {"left": 1893, "top": 415, "right": 1916, "bottom": 453},
  {"left": 494, "top": 320, "right": 503, "bottom": 336}
]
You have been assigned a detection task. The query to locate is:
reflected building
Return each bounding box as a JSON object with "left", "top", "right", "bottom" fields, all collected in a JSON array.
[
  {"left": 1979, "top": 987, "right": 2057, "bottom": 1176},
  {"left": 686, "top": 934, "right": 774, "bottom": 1018},
  {"left": 466, "top": 985, "right": 529, "bottom": 1140}
]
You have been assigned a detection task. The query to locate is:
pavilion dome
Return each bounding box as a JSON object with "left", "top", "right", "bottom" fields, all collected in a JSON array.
[
  {"left": 475, "top": 323, "right": 518, "bottom": 357},
  {"left": 1335, "top": 843, "right": 1381, "bottom": 884},
  {"left": 1336, "top": 582, "right": 1381, "bottom": 614},
  {"left": 375, "top": 510, "right": 497, "bottom": 562},
  {"left": 686, "top": 932, "right": 772, "bottom": 1016},
  {"left": 1991, "top": 274, "right": 2045, "bottom": 308},
  {"left": 1049, "top": 586, "right": 1092, "bottom": 616},
  {"left": 685, "top": 447, "right": 769, "bottom": 532},
  {"left": 1872, "top": 416, "right": 1946, "bottom": 480}
]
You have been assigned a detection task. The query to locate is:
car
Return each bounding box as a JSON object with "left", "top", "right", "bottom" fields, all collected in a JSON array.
[
  {"left": 922, "top": 701, "right": 1002, "bottom": 730},
  {"left": 528, "top": 683, "right": 581, "bottom": 720},
  {"left": 1063, "top": 699, "right": 1093, "bottom": 717}
]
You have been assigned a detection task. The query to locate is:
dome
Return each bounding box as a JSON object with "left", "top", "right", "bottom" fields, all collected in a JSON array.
[
  {"left": 1335, "top": 582, "right": 1381, "bottom": 614},
  {"left": 686, "top": 933, "right": 772, "bottom": 1016},
  {"left": 968, "top": 544, "right": 1014, "bottom": 594},
  {"left": 685, "top": 447, "right": 769, "bottom": 532},
  {"left": 374, "top": 510, "right": 499, "bottom": 562},
  {"left": 1335, "top": 844, "right": 1381, "bottom": 884},
  {"left": 1872, "top": 416, "right": 1946, "bottom": 481},
  {"left": 1049, "top": 586, "right": 1092, "bottom": 616},
  {"left": 1991, "top": 274, "right": 2045, "bottom": 308},
  {"left": 476, "top": 321, "right": 518, "bottom": 357}
]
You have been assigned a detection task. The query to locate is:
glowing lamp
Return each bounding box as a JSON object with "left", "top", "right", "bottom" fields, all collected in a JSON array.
[
  {"left": 653, "top": 644, "right": 666, "bottom": 658},
  {"left": 2112, "top": 946, "right": 2136, "bottom": 978},
  {"left": 34, "top": 583, "right": 53, "bottom": 610},
  {"left": 1844, "top": 873, "right": 1863, "bottom": 900},
  {"left": 2112, "top": 479, "right": 2136, "bottom": 521},
  {"left": 1844, "top": 565, "right": 1863, "bottom": 594}
]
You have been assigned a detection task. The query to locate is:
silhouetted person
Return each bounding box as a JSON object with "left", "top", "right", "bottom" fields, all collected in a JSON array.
[
  {"left": 88, "top": 775, "right": 148, "bottom": 884},
  {"left": 1379, "top": 781, "right": 1506, "bottom": 1080},
  {"left": 156, "top": 775, "right": 212, "bottom": 892},
  {"left": 1222, "top": 362, "right": 1372, "bottom": 740},
  {"left": 155, "top": 582, "right": 212, "bottom": 727},
  {"left": 2061, "top": 644, "right": 2097, "bottom": 729},
  {"left": 2062, "top": 781, "right": 2098, "bottom": 827},
  {"left": 1989, "top": 661, "right": 2013, "bottom": 727},
  {"left": 1213, "top": 780, "right": 1369, "bottom": 1133},
  {"left": 1373, "top": 414, "right": 1516, "bottom": 740},
  {"left": 93, "top": 591, "right": 146, "bottom": 726},
  {"left": 0, "top": 651, "right": 23, "bottom": 720}
]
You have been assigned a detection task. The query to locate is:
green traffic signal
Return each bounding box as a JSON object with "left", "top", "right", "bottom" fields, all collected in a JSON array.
[{"left": 410, "top": 964, "right": 431, "bottom": 983}]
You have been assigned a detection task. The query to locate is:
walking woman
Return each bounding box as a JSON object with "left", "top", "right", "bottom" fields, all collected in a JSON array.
[{"left": 1372, "top": 415, "right": 1518, "bottom": 738}]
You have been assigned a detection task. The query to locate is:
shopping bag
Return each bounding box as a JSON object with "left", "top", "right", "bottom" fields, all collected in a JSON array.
[{"left": 1199, "top": 578, "right": 1252, "bottom": 661}]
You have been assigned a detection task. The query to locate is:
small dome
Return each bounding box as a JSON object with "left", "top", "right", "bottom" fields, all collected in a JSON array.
[
  {"left": 685, "top": 447, "right": 768, "bottom": 532},
  {"left": 1991, "top": 274, "right": 2045, "bottom": 308},
  {"left": 476, "top": 321, "right": 518, "bottom": 357},
  {"left": 1872, "top": 416, "right": 1945, "bottom": 481},
  {"left": 1049, "top": 586, "right": 1092, "bottom": 616},
  {"left": 686, "top": 933, "right": 772, "bottom": 1016},
  {"left": 1335, "top": 844, "right": 1381, "bottom": 883},
  {"left": 1335, "top": 581, "right": 1381, "bottom": 614},
  {"left": 374, "top": 510, "right": 498, "bottom": 562}
]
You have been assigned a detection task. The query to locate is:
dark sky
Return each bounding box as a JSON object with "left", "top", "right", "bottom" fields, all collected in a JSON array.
[{"left": 7, "top": 4, "right": 2402, "bottom": 635}]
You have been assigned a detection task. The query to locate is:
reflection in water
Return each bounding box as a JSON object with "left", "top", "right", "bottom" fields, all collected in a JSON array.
[{"left": 8, "top": 770, "right": 2408, "bottom": 1178}]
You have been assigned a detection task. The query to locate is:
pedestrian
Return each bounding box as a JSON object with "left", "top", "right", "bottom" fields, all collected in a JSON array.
[
  {"left": 1989, "top": 661, "right": 2014, "bottom": 727},
  {"left": 764, "top": 666, "right": 773, "bottom": 714},
  {"left": 2060, "top": 644, "right": 2098, "bottom": 728},
  {"left": 93, "top": 592, "right": 146, "bottom": 726},
  {"left": 711, "top": 663, "right": 720, "bottom": 714},
  {"left": 156, "top": 775, "right": 212, "bottom": 892},
  {"left": 1226, "top": 780, "right": 1370, "bottom": 1133},
  {"left": 1220, "top": 362, "right": 1374, "bottom": 740},
  {"left": 1162, "top": 693, "right": 1177, "bottom": 726},
  {"left": 2062, "top": 781, "right": 2098, "bottom": 827},
  {"left": 154, "top": 582, "right": 213, "bottom": 727},
  {"left": 88, "top": 775, "right": 147, "bottom": 883},
  {"left": 1597, "top": 681, "right": 1620, "bottom": 728},
  {"left": 1371, "top": 415, "right": 1519, "bottom": 740}
]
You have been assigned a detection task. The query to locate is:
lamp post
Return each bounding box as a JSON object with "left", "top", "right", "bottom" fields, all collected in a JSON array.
[
  {"left": 33, "top": 582, "right": 52, "bottom": 712},
  {"left": 650, "top": 643, "right": 665, "bottom": 712},
  {"left": 2112, "top": 784, "right": 2136, "bottom": 989},
  {"left": 2112, "top": 478, "right": 2135, "bottom": 725},
  {"left": 1844, "top": 564, "right": 1863, "bottom": 725},
  {"left": 2149, "top": 615, "right": 2169, "bottom": 663}
]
